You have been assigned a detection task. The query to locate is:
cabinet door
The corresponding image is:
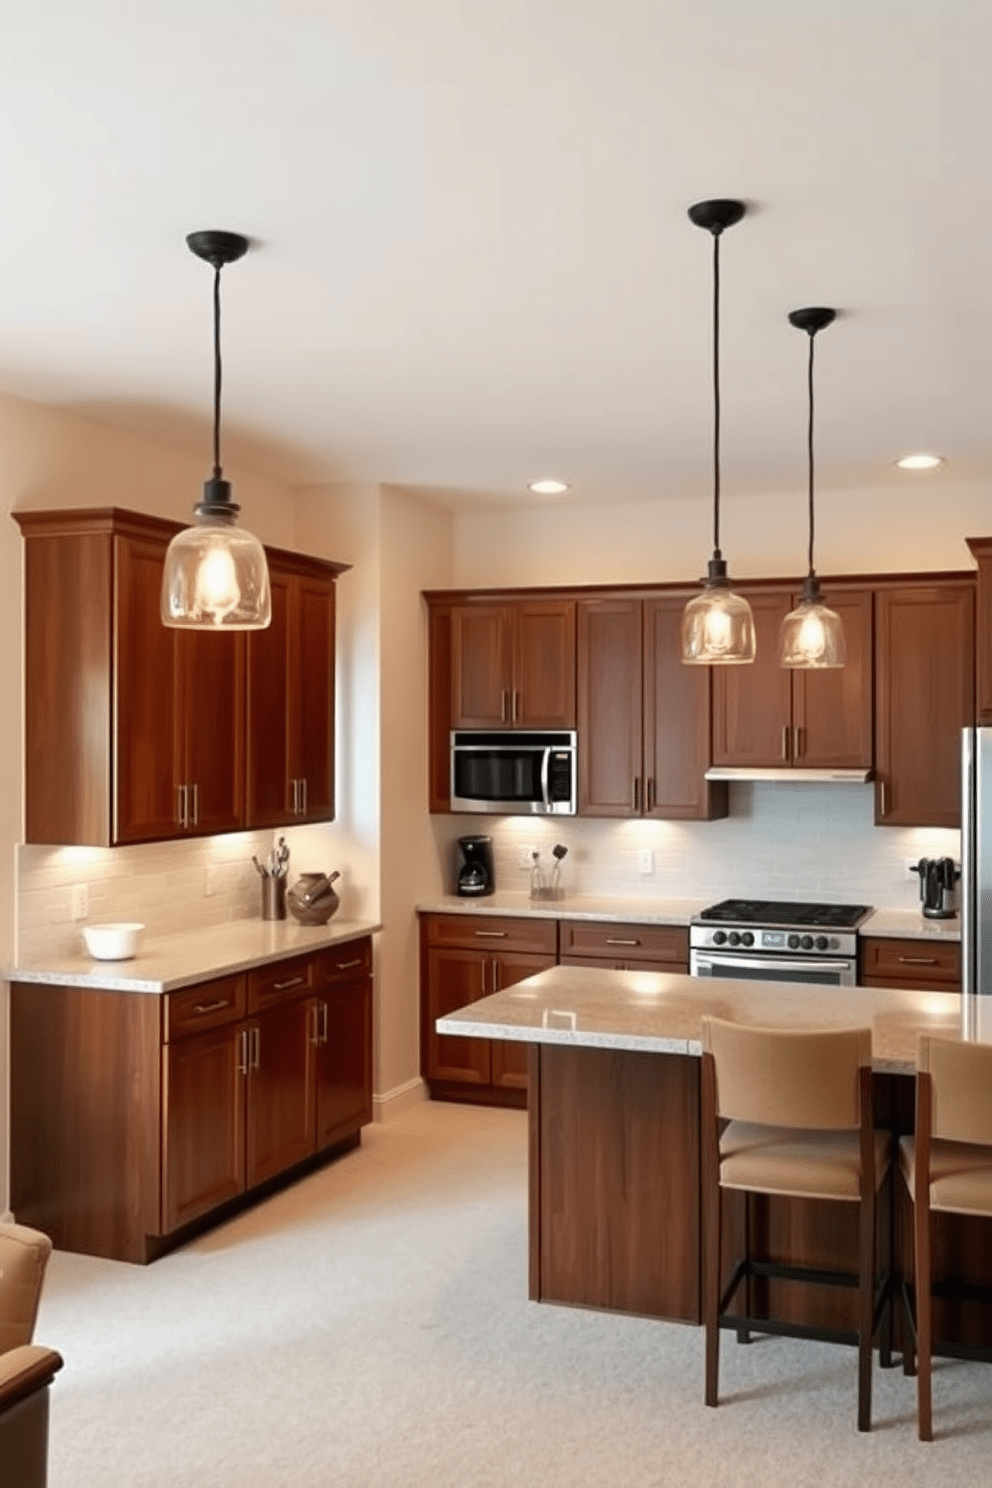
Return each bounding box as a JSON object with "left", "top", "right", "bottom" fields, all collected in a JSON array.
[
  {"left": 711, "top": 589, "right": 794, "bottom": 767},
  {"left": 293, "top": 574, "right": 336, "bottom": 821},
  {"left": 315, "top": 976, "right": 372, "bottom": 1149},
  {"left": 791, "top": 588, "right": 873, "bottom": 769},
  {"left": 643, "top": 595, "right": 726, "bottom": 819},
  {"left": 162, "top": 1023, "right": 246, "bottom": 1232},
  {"left": 490, "top": 951, "right": 556, "bottom": 1090},
  {"left": 513, "top": 601, "right": 576, "bottom": 728},
  {"left": 424, "top": 948, "right": 492, "bottom": 1085},
  {"left": 178, "top": 628, "right": 246, "bottom": 834},
  {"left": 114, "top": 533, "right": 183, "bottom": 842},
  {"left": 577, "top": 598, "right": 643, "bottom": 815},
  {"left": 875, "top": 583, "right": 975, "bottom": 826},
  {"left": 452, "top": 605, "right": 514, "bottom": 727},
  {"left": 246, "top": 569, "right": 293, "bottom": 826},
  {"left": 246, "top": 999, "right": 317, "bottom": 1188},
  {"left": 967, "top": 539, "right": 992, "bottom": 725}
]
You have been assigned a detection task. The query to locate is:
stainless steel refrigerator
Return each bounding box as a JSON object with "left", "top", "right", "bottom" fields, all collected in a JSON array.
[{"left": 960, "top": 728, "right": 992, "bottom": 1035}]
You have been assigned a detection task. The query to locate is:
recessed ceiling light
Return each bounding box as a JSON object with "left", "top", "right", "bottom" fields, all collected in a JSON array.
[
  {"left": 896, "top": 453, "right": 944, "bottom": 471},
  {"left": 528, "top": 479, "right": 570, "bottom": 495}
]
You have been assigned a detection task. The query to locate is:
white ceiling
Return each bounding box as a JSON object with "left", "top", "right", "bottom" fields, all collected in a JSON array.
[{"left": 2, "top": 1, "right": 991, "bottom": 510}]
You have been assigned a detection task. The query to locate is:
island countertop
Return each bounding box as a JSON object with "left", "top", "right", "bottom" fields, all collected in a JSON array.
[{"left": 435, "top": 964, "right": 966, "bottom": 1073}]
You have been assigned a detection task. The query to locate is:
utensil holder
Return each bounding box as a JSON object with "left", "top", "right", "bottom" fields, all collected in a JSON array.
[{"left": 261, "top": 875, "right": 287, "bottom": 921}]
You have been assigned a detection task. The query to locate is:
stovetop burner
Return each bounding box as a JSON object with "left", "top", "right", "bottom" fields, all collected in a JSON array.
[{"left": 698, "top": 898, "right": 873, "bottom": 930}]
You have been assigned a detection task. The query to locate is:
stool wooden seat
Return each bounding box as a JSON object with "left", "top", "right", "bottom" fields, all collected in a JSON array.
[
  {"left": 899, "top": 1034, "right": 992, "bottom": 1441},
  {"left": 700, "top": 1017, "right": 893, "bottom": 1432}
]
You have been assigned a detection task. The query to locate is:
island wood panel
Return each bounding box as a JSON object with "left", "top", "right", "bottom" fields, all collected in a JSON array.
[
  {"left": 10, "top": 983, "right": 162, "bottom": 1264},
  {"left": 529, "top": 1044, "right": 701, "bottom": 1322}
]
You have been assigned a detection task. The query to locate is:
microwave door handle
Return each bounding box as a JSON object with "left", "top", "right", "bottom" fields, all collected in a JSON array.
[{"left": 540, "top": 748, "right": 551, "bottom": 812}]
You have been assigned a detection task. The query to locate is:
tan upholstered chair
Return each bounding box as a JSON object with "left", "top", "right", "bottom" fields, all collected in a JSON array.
[
  {"left": 899, "top": 1035, "right": 992, "bottom": 1441},
  {"left": 700, "top": 1018, "right": 893, "bottom": 1432},
  {"left": 0, "top": 1223, "right": 63, "bottom": 1488}
]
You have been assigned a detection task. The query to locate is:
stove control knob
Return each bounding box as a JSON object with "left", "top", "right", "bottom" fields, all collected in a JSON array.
[
  {"left": 712, "top": 930, "right": 727, "bottom": 945},
  {"left": 742, "top": 932, "right": 754, "bottom": 947},
  {"left": 815, "top": 936, "right": 829, "bottom": 951},
  {"left": 788, "top": 934, "right": 801, "bottom": 950},
  {"left": 800, "top": 935, "right": 814, "bottom": 951},
  {"left": 728, "top": 931, "right": 741, "bottom": 947}
]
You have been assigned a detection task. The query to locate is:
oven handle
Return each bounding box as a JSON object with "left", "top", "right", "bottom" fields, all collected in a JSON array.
[{"left": 692, "top": 952, "right": 855, "bottom": 978}]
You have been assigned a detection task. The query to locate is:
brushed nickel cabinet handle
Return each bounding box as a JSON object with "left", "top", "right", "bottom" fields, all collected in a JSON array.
[
  {"left": 492, "top": 958, "right": 500, "bottom": 991},
  {"left": 250, "top": 1026, "right": 260, "bottom": 1070},
  {"left": 473, "top": 930, "right": 507, "bottom": 939},
  {"left": 273, "top": 975, "right": 305, "bottom": 991},
  {"left": 898, "top": 955, "right": 939, "bottom": 966},
  {"left": 309, "top": 1004, "right": 320, "bottom": 1044},
  {"left": 632, "top": 777, "right": 640, "bottom": 812},
  {"left": 320, "top": 1001, "right": 328, "bottom": 1043},
  {"left": 879, "top": 780, "right": 888, "bottom": 816},
  {"left": 606, "top": 937, "right": 640, "bottom": 946},
  {"left": 512, "top": 690, "right": 519, "bottom": 722},
  {"left": 236, "top": 1029, "right": 248, "bottom": 1075},
  {"left": 176, "top": 783, "right": 188, "bottom": 828},
  {"left": 193, "top": 998, "right": 230, "bottom": 1016},
  {"left": 191, "top": 782, "right": 199, "bottom": 826},
  {"left": 646, "top": 778, "right": 655, "bottom": 812},
  {"left": 334, "top": 958, "right": 363, "bottom": 971},
  {"left": 501, "top": 689, "right": 509, "bottom": 722},
  {"left": 794, "top": 727, "right": 802, "bottom": 761},
  {"left": 290, "top": 778, "right": 299, "bottom": 814},
  {"left": 301, "top": 778, "right": 308, "bottom": 815},
  {"left": 480, "top": 959, "right": 488, "bottom": 994},
  {"left": 782, "top": 726, "right": 790, "bottom": 762}
]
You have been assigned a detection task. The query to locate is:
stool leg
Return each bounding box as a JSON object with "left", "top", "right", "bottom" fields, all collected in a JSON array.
[
  {"left": 857, "top": 1179, "right": 875, "bottom": 1432},
  {"left": 916, "top": 1205, "right": 933, "bottom": 1441},
  {"left": 705, "top": 1180, "right": 721, "bottom": 1406}
]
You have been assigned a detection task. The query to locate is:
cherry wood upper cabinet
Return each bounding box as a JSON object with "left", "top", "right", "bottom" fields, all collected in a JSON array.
[
  {"left": 711, "top": 586, "right": 873, "bottom": 770},
  {"left": 875, "top": 581, "right": 975, "bottom": 827},
  {"left": 246, "top": 548, "right": 347, "bottom": 828},
  {"left": 16, "top": 508, "right": 245, "bottom": 846},
  {"left": 578, "top": 595, "right": 726, "bottom": 820},
  {"left": 967, "top": 537, "right": 992, "bottom": 725},
  {"left": 451, "top": 599, "right": 576, "bottom": 729}
]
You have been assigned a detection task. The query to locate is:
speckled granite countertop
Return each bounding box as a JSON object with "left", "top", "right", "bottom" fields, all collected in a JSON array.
[
  {"left": 417, "top": 893, "right": 961, "bottom": 941},
  {"left": 436, "top": 964, "right": 967, "bottom": 1074},
  {"left": 5, "top": 917, "right": 380, "bottom": 994}
]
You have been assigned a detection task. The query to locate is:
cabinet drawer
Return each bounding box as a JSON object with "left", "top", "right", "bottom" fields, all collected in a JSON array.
[
  {"left": 421, "top": 913, "right": 558, "bottom": 956},
  {"left": 320, "top": 936, "right": 373, "bottom": 987},
  {"left": 247, "top": 954, "right": 319, "bottom": 1013},
  {"left": 165, "top": 974, "right": 246, "bottom": 1042},
  {"left": 559, "top": 921, "right": 689, "bottom": 965},
  {"left": 860, "top": 936, "right": 960, "bottom": 986}
]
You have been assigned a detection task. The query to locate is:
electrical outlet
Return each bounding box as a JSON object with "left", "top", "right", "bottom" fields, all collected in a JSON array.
[
  {"left": 71, "top": 883, "right": 89, "bottom": 921},
  {"left": 520, "top": 845, "right": 538, "bottom": 869},
  {"left": 639, "top": 849, "right": 655, "bottom": 876},
  {"left": 205, "top": 865, "right": 217, "bottom": 897}
]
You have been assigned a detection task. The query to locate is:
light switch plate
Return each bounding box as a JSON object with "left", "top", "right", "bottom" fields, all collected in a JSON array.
[{"left": 639, "top": 849, "right": 654, "bottom": 876}]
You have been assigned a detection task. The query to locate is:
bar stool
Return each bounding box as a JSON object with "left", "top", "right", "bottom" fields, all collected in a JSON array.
[
  {"left": 899, "top": 1034, "right": 992, "bottom": 1441},
  {"left": 700, "top": 1017, "right": 893, "bottom": 1432}
]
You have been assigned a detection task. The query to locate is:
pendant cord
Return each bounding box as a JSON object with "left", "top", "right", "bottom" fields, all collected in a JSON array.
[
  {"left": 806, "top": 329, "right": 816, "bottom": 579},
  {"left": 212, "top": 265, "right": 223, "bottom": 480},
  {"left": 712, "top": 230, "right": 722, "bottom": 559}
]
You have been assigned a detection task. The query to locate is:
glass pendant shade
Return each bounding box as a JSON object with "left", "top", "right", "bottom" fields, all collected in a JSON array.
[
  {"left": 779, "top": 597, "right": 845, "bottom": 668},
  {"left": 682, "top": 578, "right": 756, "bottom": 664},
  {"left": 161, "top": 509, "right": 271, "bottom": 629}
]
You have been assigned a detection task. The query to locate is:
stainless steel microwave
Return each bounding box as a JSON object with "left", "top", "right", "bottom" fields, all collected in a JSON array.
[{"left": 450, "top": 730, "right": 577, "bottom": 815}]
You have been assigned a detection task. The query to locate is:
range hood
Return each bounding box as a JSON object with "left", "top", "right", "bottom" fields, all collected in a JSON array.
[{"left": 704, "top": 766, "right": 874, "bottom": 784}]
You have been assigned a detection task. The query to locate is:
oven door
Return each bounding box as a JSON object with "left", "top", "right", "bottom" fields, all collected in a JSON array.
[{"left": 690, "top": 949, "right": 857, "bottom": 987}]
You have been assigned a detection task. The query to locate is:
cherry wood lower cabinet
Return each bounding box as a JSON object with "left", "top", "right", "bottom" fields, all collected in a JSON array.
[
  {"left": 420, "top": 913, "right": 558, "bottom": 1106},
  {"left": 558, "top": 920, "right": 688, "bottom": 972},
  {"left": 11, "top": 937, "right": 373, "bottom": 1263},
  {"left": 859, "top": 935, "right": 961, "bottom": 992}
]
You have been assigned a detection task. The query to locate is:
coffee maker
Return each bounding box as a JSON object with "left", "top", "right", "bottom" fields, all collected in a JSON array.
[
  {"left": 910, "top": 856, "right": 960, "bottom": 919},
  {"left": 456, "top": 836, "right": 495, "bottom": 897}
]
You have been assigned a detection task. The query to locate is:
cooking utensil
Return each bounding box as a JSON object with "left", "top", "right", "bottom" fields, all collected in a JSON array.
[{"left": 252, "top": 855, "right": 269, "bottom": 879}]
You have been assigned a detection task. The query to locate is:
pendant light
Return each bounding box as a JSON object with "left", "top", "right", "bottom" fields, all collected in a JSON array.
[
  {"left": 779, "top": 306, "right": 845, "bottom": 668},
  {"left": 161, "top": 231, "right": 271, "bottom": 630},
  {"left": 682, "top": 199, "right": 755, "bottom": 665}
]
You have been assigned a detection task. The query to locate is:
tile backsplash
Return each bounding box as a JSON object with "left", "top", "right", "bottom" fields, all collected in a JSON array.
[
  {"left": 16, "top": 825, "right": 352, "bottom": 962},
  {"left": 435, "top": 782, "right": 961, "bottom": 910}
]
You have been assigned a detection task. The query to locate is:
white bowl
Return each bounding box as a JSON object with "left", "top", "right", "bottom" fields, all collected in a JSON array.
[{"left": 82, "top": 922, "right": 145, "bottom": 961}]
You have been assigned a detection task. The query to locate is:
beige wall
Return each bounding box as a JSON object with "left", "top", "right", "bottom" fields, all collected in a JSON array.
[
  {"left": 451, "top": 479, "right": 989, "bottom": 589},
  {"left": 0, "top": 389, "right": 299, "bottom": 1216}
]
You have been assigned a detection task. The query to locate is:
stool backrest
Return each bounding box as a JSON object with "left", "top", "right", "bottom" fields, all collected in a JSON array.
[
  {"left": 918, "top": 1036, "right": 992, "bottom": 1146},
  {"left": 701, "top": 1018, "right": 871, "bottom": 1130},
  {"left": 0, "top": 1223, "right": 53, "bottom": 1354}
]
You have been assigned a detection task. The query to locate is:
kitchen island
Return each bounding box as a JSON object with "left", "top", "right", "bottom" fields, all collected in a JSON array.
[{"left": 437, "top": 967, "right": 992, "bottom": 1352}]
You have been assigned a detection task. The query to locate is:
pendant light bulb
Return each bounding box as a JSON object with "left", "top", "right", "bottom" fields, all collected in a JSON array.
[
  {"left": 161, "top": 231, "right": 271, "bottom": 631},
  {"left": 780, "top": 307, "right": 844, "bottom": 670},
  {"left": 682, "top": 199, "right": 755, "bottom": 665}
]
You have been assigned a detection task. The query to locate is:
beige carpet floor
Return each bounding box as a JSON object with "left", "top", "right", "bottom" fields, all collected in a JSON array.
[{"left": 36, "top": 1101, "right": 992, "bottom": 1487}]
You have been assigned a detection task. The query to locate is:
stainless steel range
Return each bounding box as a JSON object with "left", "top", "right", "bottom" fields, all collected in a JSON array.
[{"left": 690, "top": 898, "right": 874, "bottom": 987}]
